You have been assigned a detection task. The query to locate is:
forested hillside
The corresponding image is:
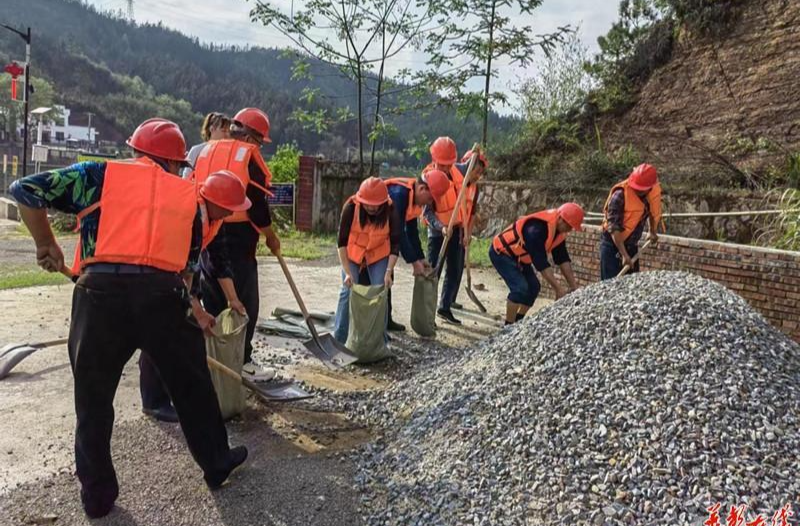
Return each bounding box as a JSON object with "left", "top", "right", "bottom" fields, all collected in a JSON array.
[{"left": 0, "top": 0, "right": 515, "bottom": 163}]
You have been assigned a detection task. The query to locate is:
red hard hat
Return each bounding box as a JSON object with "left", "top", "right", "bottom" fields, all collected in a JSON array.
[
  {"left": 127, "top": 118, "right": 189, "bottom": 162},
  {"left": 557, "top": 202, "right": 584, "bottom": 232},
  {"left": 355, "top": 177, "right": 390, "bottom": 206},
  {"left": 234, "top": 107, "right": 271, "bottom": 143},
  {"left": 430, "top": 136, "right": 457, "bottom": 165},
  {"left": 422, "top": 169, "right": 450, "bottom": 200},
  {"left": 461, "top": 149, "right": 488, "bottom": 168},
  {"left": 200, "top": 170, "right": 252, "bottom": 212},
  {"left": 628, "top": 163, "right": 658, "bottom": 191}
]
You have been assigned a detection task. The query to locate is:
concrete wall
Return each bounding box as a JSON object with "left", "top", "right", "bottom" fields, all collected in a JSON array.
[
  {"left": 475, "top": 180, "right": 779, "bottom": 244},
  {"left": 540, "top": 225, "right": 800, "bottom": 342},
  {"left": 296, "top": 156, "right": 373, "bottom": 232}
]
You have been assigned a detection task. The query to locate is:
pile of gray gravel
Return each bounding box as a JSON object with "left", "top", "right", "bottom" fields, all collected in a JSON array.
[{"left": 351, "top": 271, "right": 800, "bottom": 526}]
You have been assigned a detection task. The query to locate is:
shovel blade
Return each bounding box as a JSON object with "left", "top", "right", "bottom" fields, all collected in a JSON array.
[
  {"left": 250, "top": 380, "right": 314, "bottom": 402},
  {"left": 465, "top": 286, "right": 487, "bottom": 313},
  {"left": 0, "top": 346, "right": 38, "bottom": 380},
  {"left": 302, "top": 334, "right": 359, "bottom": 369}
]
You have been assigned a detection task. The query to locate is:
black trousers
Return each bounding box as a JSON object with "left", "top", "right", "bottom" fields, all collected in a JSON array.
[
  {"left": 427, "top": 228, "right": 465, "bottom": 311},
  {"left": 201, "top": 255, "right": 260, "bottom": 364},
  {"left": 69, "top": 273, "right": 231, "bottom": 509}
]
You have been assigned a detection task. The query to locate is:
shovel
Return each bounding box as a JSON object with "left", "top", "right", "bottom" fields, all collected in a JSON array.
[
  {"left": 275, "top": 253, "right": 358, "bottom": 369},
  {"left": 617, "top": 239, "right": 653, "bottom": 278},
  {"left": 0, "top": 338, "right": 68, "bottom": 380},
  {"left": 433, "top": 143, "right": 482, "bottom": 278},
  {"left": 463, "top": 241, "right": 487, "bottom": 313},
  {"left": 206, "top": 355, "right": 313, "bottom": 403}
]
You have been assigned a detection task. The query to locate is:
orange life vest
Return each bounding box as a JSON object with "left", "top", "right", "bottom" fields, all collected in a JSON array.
[
  {"left": 192, "top": 139, "right": 272, "bottom": 224},
  {"left": 463, "top": 182, "right": 478, "bottom": 225},
  {"left": 199, "top": 201, "right": 223, "bottom": 250},
  {"left": 346, "top": 197, "right": 391, "bottom": 267},
  {"left": 492, "top": 209, "right": 566, "bottom": 266},
  {"left": 424, "top": 163, "right": 464, "bottom": 227},
  {"left": 72, "top": 158, "right": 198, "bottom": 273},
  {"left": 385, "top": 177, "right": 422, "bottom": 222},
  {"left": 601, "top": 180, "right": 663, "bottom": 241}
]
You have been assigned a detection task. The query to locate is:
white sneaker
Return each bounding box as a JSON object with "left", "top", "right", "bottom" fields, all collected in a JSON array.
[{"left": 241, "top": 362, "right": 276, "bottom": 382}]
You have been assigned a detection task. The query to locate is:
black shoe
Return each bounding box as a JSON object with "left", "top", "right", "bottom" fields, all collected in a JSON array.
[
  {"left": 205, "top": 446, "right": 249, "bottom": 490},
  {"left": 451, "top": 302, "right": 463, "bottom": 310},
  {"left": 81, "top": 488, "right": 118, "bottom": 519},
  {"left": 143, "top": 404, "right": 179, "bottom": 423},
  {"left": 437, "top": 308, "right": 462, "bottom": 325},
  {"left": 387, "top": 319, "right": 406, "bottom": 332}
]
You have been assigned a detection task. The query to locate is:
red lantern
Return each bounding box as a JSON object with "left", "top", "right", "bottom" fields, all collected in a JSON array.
[{"left": 4, "top": 62, "right": 25, "bottom": 101}]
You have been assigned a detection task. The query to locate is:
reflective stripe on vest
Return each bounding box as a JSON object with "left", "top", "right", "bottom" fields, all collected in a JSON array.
[
  {"left": 192, "top": 139, "right": 273, "bottom": 224},
  {"left": 73, "top": 158, "right": 197, "bottom": 273},
  {"left": 200, "top": 201, "right": 223, "bottom": 250},
  {"left": 601, "top": 180, "right": 663, "bottom": 241},
  {"left": 492, "top": 209, "right": 565, "bottom": 266},
  {"left": 424, "top": 164, "right": 464, "bottom": 227},
  {"left": 346, "top": 197, "right": 391, "bottom": 267},
  {"left": 385, "top": 177, "right": 421, "bottom": 222}
]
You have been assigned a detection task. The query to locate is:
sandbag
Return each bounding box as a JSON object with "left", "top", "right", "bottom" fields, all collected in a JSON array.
[
  {"left": 410, "top": 274, "right": 437, "bottom": 337},
  {"left": 206, "top": 309, "right": 248, "bottom": 420},
  {"left": 346, "top": 284, "right": 393, "bottom": 363}
]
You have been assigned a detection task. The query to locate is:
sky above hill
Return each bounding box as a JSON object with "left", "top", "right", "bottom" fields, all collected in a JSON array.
[{"left": 85, "top": 0, "right": 620, "bottom": 113}]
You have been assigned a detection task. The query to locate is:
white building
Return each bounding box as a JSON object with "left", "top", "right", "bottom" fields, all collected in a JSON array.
[{"left": 25, "top": 106, "right": 98, "bottom": 147}]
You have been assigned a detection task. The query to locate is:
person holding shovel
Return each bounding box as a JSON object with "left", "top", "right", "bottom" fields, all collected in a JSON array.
[
  {"left": 191, "top": 107, "right": 281, "bottom": 382},
  {"left": 384, "top": 170, "right": 451, "bottom": 331},
  {"left": 422, "top": 136, "right": 470, "bottom": 325},
  {"left": 599, "top": 163, "right": 662, "bottom": 280},
  {"left": 451, "top": 148, "right": 488, "bottom": 310},
  {"left": 490, "top": 203, "right": 585, "bottom": 325},
  {"left": 334, "top": 177, "right": 402, "bottom": 343},
  {"left": 8, "top": 118, "right": 248, "bottom": 518}
]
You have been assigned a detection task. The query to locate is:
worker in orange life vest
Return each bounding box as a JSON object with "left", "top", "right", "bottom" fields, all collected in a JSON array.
[
  {"left": 490, "top": 203, "right": 585, "bottom": 325},
  {"left": 450, "top": 148, "right": 488, "bottom": 309},
  {"left": 600, "top": 163, "right": 662, "bottom": 280},
  {"left": 383, "top": 169, "right": 451, "bottom": 331},
  {"left": 9, "top": 119, "right": 249, "bottom": 519},
  {"left": 334, "top": 177, "right": 402, "bottom": 343},
  {"left": 422, "top": 136, "right": 468, "bottom": 325},
  {"left": 192, "top": 107, "right": 281, "bottom": 381}
]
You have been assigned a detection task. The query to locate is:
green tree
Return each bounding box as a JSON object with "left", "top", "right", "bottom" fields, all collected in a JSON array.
[
  {"left": 515, "top": 32, "right": 592, "bottom": 124},
  {"left": 268, "top": 143, "right": 303, "bottom": 183},
  {"left": 0, "top": 76, "right": 58, "bottom": 137},
  {"left": 416, "top": 0, "right": 569, "bottom": 146}
]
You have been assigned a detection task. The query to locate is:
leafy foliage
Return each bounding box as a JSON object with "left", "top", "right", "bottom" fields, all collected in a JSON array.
[{"left": 267, "top": 143, "right": 302, "bottom": 183}]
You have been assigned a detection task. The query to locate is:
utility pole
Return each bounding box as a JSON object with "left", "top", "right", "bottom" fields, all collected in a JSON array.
[
  {"left": 2, "top": 24, "right": 32, "bottom": 177},
  {"left": 86, "top": 111, "right": 94, "bottom": 148}
]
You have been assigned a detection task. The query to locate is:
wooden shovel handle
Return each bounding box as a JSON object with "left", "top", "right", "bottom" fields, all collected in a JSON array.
[
  {"left": 275, "top": 253, "right": 322, "bottom": 341},
  {"left": 434, "top": 142, "right": 481, "bottom": 277},
  {"left": 617, "top": 240, "right": 653, "bottom": 278}
]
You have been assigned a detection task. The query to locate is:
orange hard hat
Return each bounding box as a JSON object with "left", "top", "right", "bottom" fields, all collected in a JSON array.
[
  {"left": 234, "top": 107, "right": 271, "bottom": 143},
  {"left": 422, "top": 169, "right": 450, "bottom": 200},
  {"left": 127, "top": 118, "right": 189, "bottom": 163},
  {"left": 461, "top": 148, "right": 488, "bottom": 168},
  {"left": 557, "top": 202, "right": 584, "bottom": 232},
  {"left": 628, "top": 163, "right": 658, "bottom": 191},
  {"left": 355, "top": 177, "right": 390, "bottom": 206},
  {"left": 200, "top": 170, "right": 252, "bottom": 212},
  {"left": 430, "top": 136, "right": 457, "bottom": 165}
]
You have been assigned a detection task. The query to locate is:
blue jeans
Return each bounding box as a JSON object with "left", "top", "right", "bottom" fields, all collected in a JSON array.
[
  {"left": 334, "top": 258, "right": 389, "bottom": 343},
  {"left": 427, "top": 228, "right": 464, "bottom": 311},
  {"left": 599, "top": 239, "right": 639, "bottom": 281},
  {"left": 489, "top": 246, "right": 540, "bottom": 306}
]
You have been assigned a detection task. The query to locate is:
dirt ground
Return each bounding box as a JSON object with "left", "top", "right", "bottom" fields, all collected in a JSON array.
[{"left": 0, "top": 237, "right": 549, "bottom": 526}]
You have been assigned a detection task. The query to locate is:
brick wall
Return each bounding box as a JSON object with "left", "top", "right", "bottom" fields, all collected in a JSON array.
[{"left": 543, "top": 225, "right": 800, "bottom": 341}]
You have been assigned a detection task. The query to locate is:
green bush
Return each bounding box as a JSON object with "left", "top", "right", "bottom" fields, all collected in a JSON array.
[{"left": 268, "top": 143, "right": 302, "bottom": 183}]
